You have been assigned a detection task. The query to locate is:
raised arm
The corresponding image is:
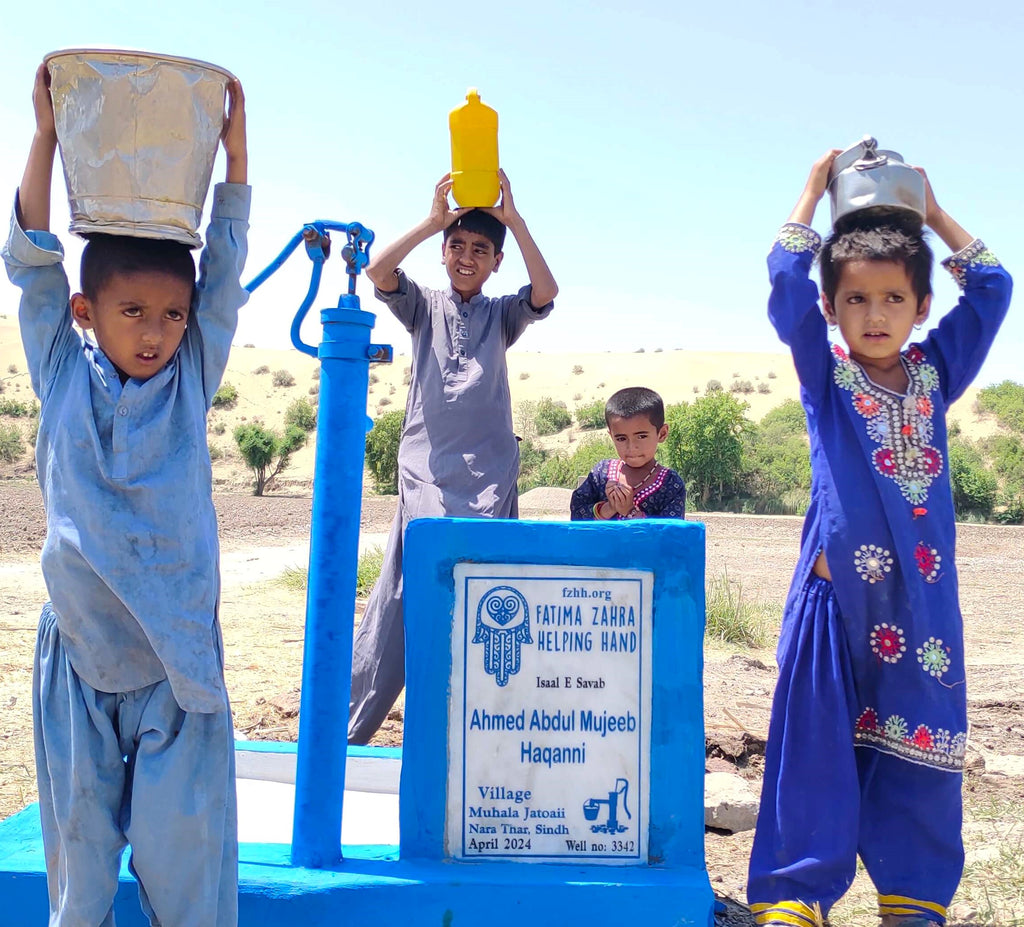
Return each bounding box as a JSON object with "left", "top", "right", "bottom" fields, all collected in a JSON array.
[
  {"left": 18, "top": 64, "right": 58, "bottom": 232},
  {"left": 483, "top": 170, "right": 557, "bottom": 308},
  {"left": 367, "top": 174, "right": 467, "bottom": 292}
]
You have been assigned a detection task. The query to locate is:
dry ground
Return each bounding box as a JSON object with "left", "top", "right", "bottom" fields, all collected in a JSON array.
[{"left": 1, "top": 483, "right": 1022, "bottom": 924}]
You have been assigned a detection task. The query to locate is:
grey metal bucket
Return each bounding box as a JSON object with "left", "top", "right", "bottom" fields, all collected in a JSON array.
[
  {"left": 828, "top": 136, "right": 925, "bottom": 228},
  {"left": 45, "top": 48, "right": 235, "bottom": 248}
]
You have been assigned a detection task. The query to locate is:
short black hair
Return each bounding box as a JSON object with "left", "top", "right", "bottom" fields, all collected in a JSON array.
[
  {"left": 605, "top": 387, "right": 665, "bottom": 429},
  {"left": 820, "top": 213, "right": 933, "bottom": 306},
  {"left": 443, "top": 209, "right": 506, "bottom": 253},
  {"left": 80, "top": 234, "right": 197, "bottom": 301}
]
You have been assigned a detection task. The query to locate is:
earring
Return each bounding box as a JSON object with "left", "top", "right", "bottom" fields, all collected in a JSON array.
[
  {"left": 827, "top": 322, "right": 838, "bottom": 332},
  {"left": 913, "top": 322, "right": 923, "bottom": 330}
]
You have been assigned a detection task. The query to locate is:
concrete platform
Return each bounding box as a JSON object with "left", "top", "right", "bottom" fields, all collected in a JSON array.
[{"left": 0, "top": 742, "right": 712, "bottom": 926}]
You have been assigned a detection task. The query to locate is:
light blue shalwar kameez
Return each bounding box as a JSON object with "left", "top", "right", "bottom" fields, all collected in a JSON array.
[{"left": 3, "top": 182, "right": 250, "bottom": 927}]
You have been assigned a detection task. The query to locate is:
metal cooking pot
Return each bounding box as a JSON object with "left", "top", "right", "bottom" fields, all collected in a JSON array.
[
  {"left": 45, "top": 48, "right": 235, "bottom": 248},
  {"left": 828, "top": 136, "right": 925, "bottom": 228}
]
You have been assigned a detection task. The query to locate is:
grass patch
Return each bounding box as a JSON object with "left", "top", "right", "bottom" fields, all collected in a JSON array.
[
  {"left": 704, "top": 572, "right": 777, "bottom": 647},
  {"left": 274, "top": 566, "right": 308, "bottom": 593},
  {"left": 271, "top": 545, "right": 386, "bottom": 599},
  {"left": 356, "top": 545, "right": 385, "bottom": 597}
]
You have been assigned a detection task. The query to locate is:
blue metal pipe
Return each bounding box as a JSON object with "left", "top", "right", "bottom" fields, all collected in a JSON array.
[{"left": 290, "top": 294, "right": 381, "bottom": 868}]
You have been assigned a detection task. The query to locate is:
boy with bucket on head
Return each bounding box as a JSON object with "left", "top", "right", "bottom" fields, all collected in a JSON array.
[
  {"left": 348, "top": 170, "right": 558, "bottom": 744},
  {"left": 747, "top": 149, "right": 1012, "bottom": 926},
  {"left": 3, "top": 61, "right": 249, "bottom": 925},
  {"left": 570, "top": 386, "right": 686, "bottom": 520}
]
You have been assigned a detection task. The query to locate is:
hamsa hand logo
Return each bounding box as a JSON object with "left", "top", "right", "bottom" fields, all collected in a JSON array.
[{"left": 472, "top": 586, "right": 532, "bottom": 686}]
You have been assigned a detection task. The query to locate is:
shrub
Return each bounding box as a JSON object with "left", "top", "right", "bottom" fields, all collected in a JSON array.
[
  {"left": 253, "top": 365, "right": 270, "bottom": 375},
  {"left": 572, "top": 365, "right": 584, "bottom": 375},
  {"left": 379, "top": 397, "right": 392, "bottom": 407},
  {"left": 757, "top": 382, "right": 771, "bottom": 394},
  {"left": 767, "top": 370, "right": 777, "bottom": 379},
  {"left": 7, "top": 364, "right": 16, "bottom": 374},
  {"left": 534, "top": 397, "right": 572, "bottom": 436},
  {"left": 365, "top": 409, "right": 405, "bottom": 495},
  {"left": 0, "top": 397, "right": 34, "bottom": 417},
  {"left": 369, "top": 373, "right": 380, "bottom": 385},
  {"left": 573, "top": 393, "right": 582, "bottom": 401},
  {"left": 233, "top": 422, "right": 306, "bottom": 496},
  {"left": 519, "top": 372, "right": 530, "bottom": 380},
  {"left": 402, "top": 367, "right": 412, "bottom": 386},
  {"left": 730, "top": 379, "right": 754, "bottom": 394},
  {"left": 949, "top": 438, "right": 997, "bottom": 519},
  {"left": 208, "top": 444, "right": 224, "bottom": 461},
  {"left": 575, "top": 400, "right": 606, "bottom": 430},
  {"left": 308, "top": 383, "right": 319, "bottom": 396},
  {"left": 285, "top": 397, "right": 317, "bottom": 432},
  {"left": 596, "top": 382, "right": 605, "bottom": 389},
  {"left": 211, "top": 382, "right": 238, "bottom": 407},
  {"left": 272, "top": 369, "right": 295, "bottom": 388},
  {"left": 312, "top": 366, "right": 321, "bottom": 381},
  {"left": 706, "top": 379, "right": 723, "bottom": 393},
  {"left": 211, "top": 421, "right": 226, "bottom": 435},
  {"left": 0, "top": 423, "right": 25, "bottom": 462},
  {"left": 516, "top": 438, "right": 550, "bottom": 493},
  {"left": 243, "top": 343, "right": 255, "bottom": 348}
]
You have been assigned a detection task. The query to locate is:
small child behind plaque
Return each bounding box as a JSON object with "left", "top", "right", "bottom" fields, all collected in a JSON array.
[{"left": 570, "top": 386, "right": 686, "bottom": 520}]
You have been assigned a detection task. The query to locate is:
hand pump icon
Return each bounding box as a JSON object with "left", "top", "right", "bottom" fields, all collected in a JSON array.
[{"left": 582, "top": 778, "right": 631, "bottom": 835}]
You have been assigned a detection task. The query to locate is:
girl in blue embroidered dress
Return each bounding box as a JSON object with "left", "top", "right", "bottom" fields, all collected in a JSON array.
[{"left": 747, "top": 151, "right": 1012, "bottom": 927}]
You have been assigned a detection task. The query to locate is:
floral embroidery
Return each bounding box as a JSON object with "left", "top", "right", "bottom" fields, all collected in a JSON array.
[
  {"left": 855, "top": 545, "right": 893, "bottom": 584},
  {"left": 914, "top": 541, "right": 942, "bottom": 583},
  {"left": 833, "top": 348, "right": 944, "bottom": 505},
  {"left": 911, "top": 724, "right": 934, "bottom": 749},
  {"left": 942, "top": 239, "right": 1000, "bottom": 290},
  {"left": 776, "top": 223, "right": 822, "bottom": 255},
  {"left": 854, "top": 393, "right": 881, "bottom": 416},
  {"left": 917, "top": 637, "right": 951, "bottom": 679},
  {"left": 870, "top": 622, "right": 905, "bottom": 662},
  {"left": 855, "top": 707, "right": 965, "bottom": 770}
]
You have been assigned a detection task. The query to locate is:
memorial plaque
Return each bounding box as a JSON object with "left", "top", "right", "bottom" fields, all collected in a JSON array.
[{"left": 446, "top": 564, "right": 653, "bottom": 863}]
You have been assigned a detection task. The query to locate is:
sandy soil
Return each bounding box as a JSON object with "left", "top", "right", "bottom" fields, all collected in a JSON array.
[{"left": 1, "top": 483, "right": 1021, "bottom": 925}]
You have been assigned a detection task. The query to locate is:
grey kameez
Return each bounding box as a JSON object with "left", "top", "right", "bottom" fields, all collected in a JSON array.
[{"left": 348, "top": 270, "right": 552, "bottom": 743}]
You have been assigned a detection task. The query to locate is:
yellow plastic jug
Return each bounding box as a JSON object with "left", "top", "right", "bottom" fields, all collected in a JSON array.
[{"left": 449, "top": 88, "right": 499, "bottom": 208}]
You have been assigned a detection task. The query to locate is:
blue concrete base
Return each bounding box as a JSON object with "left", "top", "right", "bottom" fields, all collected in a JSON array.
[{"left": 1, "top": 804, "right": 712, "bottom": 926}]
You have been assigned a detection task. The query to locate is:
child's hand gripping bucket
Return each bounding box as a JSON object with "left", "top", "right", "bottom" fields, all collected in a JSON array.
[{"left": 44, "top": 48, "right": 235, "bottom": 248}]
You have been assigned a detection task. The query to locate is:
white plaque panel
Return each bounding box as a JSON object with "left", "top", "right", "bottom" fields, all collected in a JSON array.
[{"left": 446, "top": 564, "right": 653, "bottom": 863}]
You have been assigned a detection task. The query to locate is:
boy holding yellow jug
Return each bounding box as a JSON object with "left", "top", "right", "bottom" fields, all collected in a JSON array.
[{"left": 349, "top": 159, "right": 558, "bottom": 742}]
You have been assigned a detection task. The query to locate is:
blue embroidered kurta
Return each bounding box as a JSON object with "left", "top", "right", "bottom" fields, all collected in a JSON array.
[
  {"left": 771, "top": 224, "right": 1011, "bottom": 772},
  {"left": 570, "top": 458, "right": 687, "bottom": 520}
]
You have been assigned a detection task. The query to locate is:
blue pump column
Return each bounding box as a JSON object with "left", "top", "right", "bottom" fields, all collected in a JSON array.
[{"left": 291, "top": 296, "right": 386, "bottom": 868}]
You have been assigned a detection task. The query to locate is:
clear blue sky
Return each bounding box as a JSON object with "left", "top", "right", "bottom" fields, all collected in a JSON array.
[{"left": 1, "top": 0, "right": 1021, "bottom": 386}]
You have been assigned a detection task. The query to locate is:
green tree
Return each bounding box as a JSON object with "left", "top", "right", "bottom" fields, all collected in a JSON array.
[
  {"left": 743, "top": 400, "right": 811, "bottom": 509},
  {"left": 976, "top": 380, "right": 1024, "bottom": 433},
  {"left": 663, "top": 393, "right": 749, "bottom": 506},
  {"left": 365, "top": 409, "right": 405, "bottom": 495},
  {"left": 948, "top": 438, "right": 997, "bottom": 520},
  {"left": 233, "top": 422, "right": 306, "bottom": 496}
]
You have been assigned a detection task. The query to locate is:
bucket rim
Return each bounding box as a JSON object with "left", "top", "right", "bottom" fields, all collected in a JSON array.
[{"left": 44, "top": 47, "right": 236, "bottom": 82}]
